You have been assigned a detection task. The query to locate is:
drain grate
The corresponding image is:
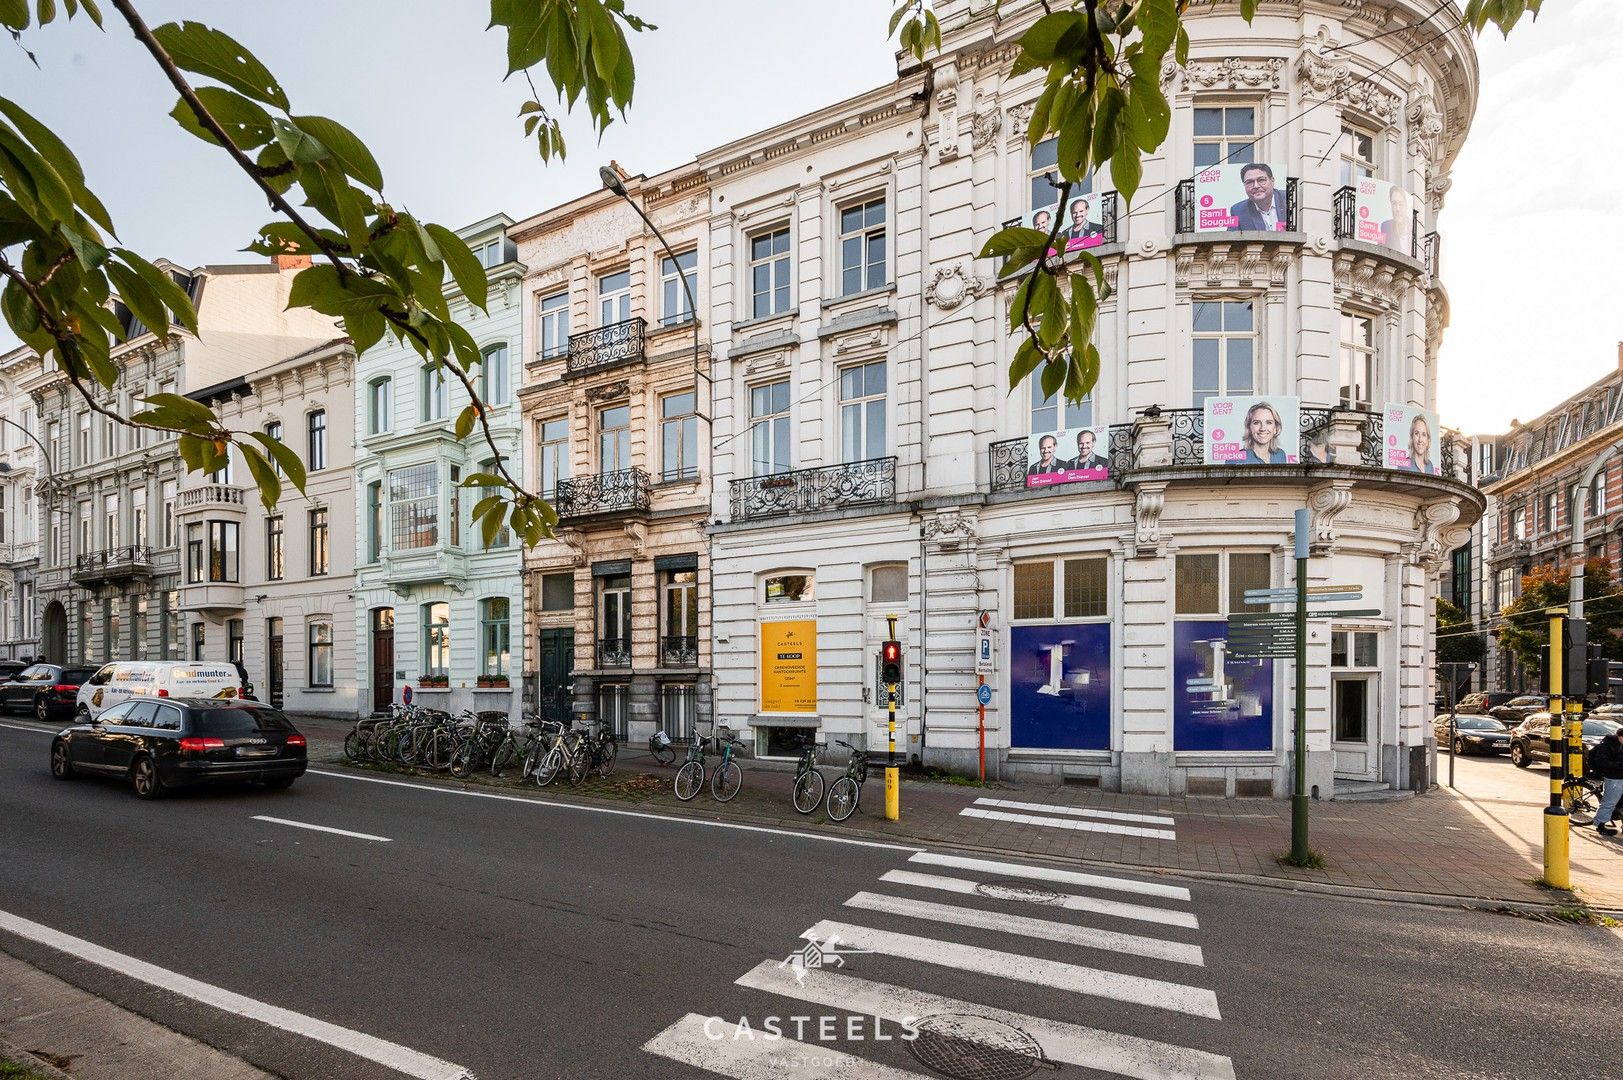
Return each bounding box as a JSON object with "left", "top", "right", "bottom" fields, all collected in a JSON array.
[
  {"left": 973, "top": 879, "right": 1063, "bottom": 905},
  {"left": 907, "top": 1013, "right": 1055, "bottom": 1080}
]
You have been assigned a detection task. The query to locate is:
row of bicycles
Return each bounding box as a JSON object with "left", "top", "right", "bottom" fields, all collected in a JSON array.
[{"left": 343, "top": 703, "right": 617, "bottom": 788}]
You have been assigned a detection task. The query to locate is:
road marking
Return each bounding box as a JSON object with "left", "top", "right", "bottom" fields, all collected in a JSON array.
[
  {"left": 961, "top": 805, "right": 1176, "bottom": 840},
  {"left": 908, "top": 852, "right": 1192, "bottom": 900},
  {"left": 802, "top": 920, "right": 1221, "bottom": 1019},
  {"left": 306, "top": 768, "right": 924, "bottom": 853},
  {"left": 974, "top": 796, "right": 1176, "bottom": 826},
  {"left": 643, "top": 1012, "right": 925, "bottom": 1078},
  {"left": 881, "top": 870, "right": 1199, "bottom": 928},
  {"left": 0, "top": 907, "right": 472, "bottom": 1080},
  {"left": 0, "top": 720, "right": 53, "bottom": 735},
  {"left": 844, "top": 891, "right": 1203, "bottom": 965},
  {"left": 251, "top": 816, "right": 391, "bottom": 843},
  {"left": 736, "top": 962, "right": 1237, "bottom": 1080}
]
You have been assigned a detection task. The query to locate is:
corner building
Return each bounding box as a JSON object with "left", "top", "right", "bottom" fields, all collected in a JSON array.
[{"left": 705, "top": 0, "right": 1482, "bottom": 796}]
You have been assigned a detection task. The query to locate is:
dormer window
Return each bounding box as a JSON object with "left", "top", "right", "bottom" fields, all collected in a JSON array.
[{"left": 472, "top": 237, "right": 505, "bottom": 269}]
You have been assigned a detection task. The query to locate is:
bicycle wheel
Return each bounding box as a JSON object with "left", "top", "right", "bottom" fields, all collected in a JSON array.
[
  {"left": 449, "top": 742, "right": 478, "bottom": 779},
  {"left": 596, "top": 736, "right": 618, "bottom": 778},
  {"left": 490, "top": 738, "right": 517, "bottom": 778},
  {"left": 674, "top": 760, "right": 705, "bottom": 801},
  {"left": 826, "top": 776, "right": 860, "bottom": 822},
  {"left": 711, "top": 760, "right": 742, "bottom": 803},
  {"left": 566, "top": 741, "right": 589, "bottom": 786},
  {"left": 650, "top": 741, "right": 675, "bottom": 766},
  {"left": 535, "top": 745, "right": 563, "bottom": 787},
  {"left": 343, "top": 730, "right": 367, "bottom": 762},
  {"left": 426, "top": 731, "right": 457, "bottom": 771},
  {"left": 522, "top": 739, "right": 546, "bottom": 781},
  {"left": 1565, "top": 780, "right": 1599, "bottom": 826},
  {"left": 792, "top": 768, "right": 824, "bottom": 814}
]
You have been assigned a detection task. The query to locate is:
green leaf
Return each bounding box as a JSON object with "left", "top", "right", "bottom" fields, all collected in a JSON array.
[
  {"left": 168, "top": 87, "right": 274, "bottom": 150},
  {"left": 271, "top": 116, "right": 329, "bottom": 165},
  {"left": 59, "top": 222, "right": 108, "bottom": 270},
  {"left": 1111, "top": 145, "right": 1143, "bottom": 208},
  {"left": 139, "top": 391, "right": 218, "bottom": 427},
  {"left": 106, "top": 261, "right": 169, "bottom": 337},
  {"left": 454, "top": 403, "right": 480, "bottom": 441},
  {"left": 462, "top": 471, "right": 506, "bottom": 488},
  {"left": 287, "top": 263, "right": 395, "bottom": 318},
  {"left": 1139, "top": 0, "right": 1177, "bottom": 58},
  {"left": 248, "top": 430, "right": 306, "bottom": 494},
  {"left": 112, "top": 248, "right": 199, "bottom": 335},
  {"left": 1020, "top": 11, "right": 1086, "bottom": 62},
  {"left": 980, "top": 226, "right": 1047, "bottom": 258},
  {"left": 426, "top": 222, "right": 488, "bottom": 309},
  {"left": 1175, "top": 25, "right": 1190, "bottom": 67},
  {"left": 479, "top": 498, "right": 509, "bottom": 549},
  {"left": 0, "top": 122, "right": 76, "bottom": 223},
  {"left": 289, "top": 115, "right": 383, "bottom": 191},
  {"left": 0, "top": 96, "right": 114, "bottom": 233},
  {"left": 151, "top": 22, "right": 290, "bottom": 110},
  {"left": 239, "top": 442, "right": 281, "bottom": 511},
  {"left": 1008, "top": 336, "right": 1044, "bottom": 392}
]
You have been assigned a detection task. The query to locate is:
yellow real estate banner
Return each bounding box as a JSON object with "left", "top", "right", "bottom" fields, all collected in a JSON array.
[{"left": 760, "top": 620, "right": 817, "bottom": 713}]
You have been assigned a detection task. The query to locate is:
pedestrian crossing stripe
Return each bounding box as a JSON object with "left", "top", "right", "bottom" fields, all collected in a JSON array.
[
  {"left": 907, "top": 851, "right": 1193, "bottom": 900},
  {"left": 643, "top": 1012, "right": 926, "bottom": 1078},
  {"left": 960, "top": 805, "right": 1177, "bottom": 840},
  {"left": 880, "top": 869, "right": 1200, "bottom": 928},
  {"left": 972, "top": 796, "right": 1177, "bottom": 826}
]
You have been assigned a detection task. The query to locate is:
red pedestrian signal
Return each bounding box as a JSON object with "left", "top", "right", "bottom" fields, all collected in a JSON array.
[{"left": 881, "top": 640, "right": 902, "bottom": 686}]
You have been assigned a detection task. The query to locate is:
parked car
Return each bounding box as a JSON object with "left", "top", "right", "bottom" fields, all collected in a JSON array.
[
  {"left": 1455, "top": 691, "right": 1518, "bottom": 716},
  {"left": 1432, "top": 713, "right": 1511, "bottom": 755},
  {"left": 75, "top": 661, "right": 248, "bottom": 722},
  {"left": 1488, "top": 696, "right": 1548, "bottom": 725},
  {"left": 50, "top": 698, "right": 306, "bottom": 798},
  {"left": 0, "top": 664, "right": 102, "bottom": 721},
  {"left": 1508, "top": 713, "right": 1623, "bottom": 770}
]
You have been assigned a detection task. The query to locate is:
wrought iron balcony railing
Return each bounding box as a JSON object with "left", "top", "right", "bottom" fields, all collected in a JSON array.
[
  {"left": 554, "top": 467, "right": 651, "bottom": 520},
  {"left": 1176, "top": 177, "right": 1299, "bottom": 234},
  {"left": 660, "top": 635, "right": 699, "bottom": 667},
  {"left": 566, "top": 317, "right": 645, "bottom": 375},
  {"left": 729, "top": 456, "right": 896, "bottom": 520},
  {"left": 597, "top": 637, "right": 631, "bottom": 668},
  {"left": 73, "top": 545, "right": 154, "bottom": 584},
  {"left": 999, "top": 191, "right": 1121, "bottom": 247},
  {"left": 1332, "top": 186, "right": 1427, "bottom": 260}
]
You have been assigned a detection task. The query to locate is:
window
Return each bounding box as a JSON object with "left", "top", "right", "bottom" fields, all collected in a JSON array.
[
  {"left": 102, "top": 492, "right": 119, "bottom": 548},
  {"left": 1010, "top": 558, "right": 1110, "bottom": 622},
  {"left": 537, "top": 417, "right": 570, "bottom": 497},
  {"left": 870, "top": 564, "right": 908, "bottom": 604},
  {"left": 186, "top": 523, "right": 203, "bottom": 583},
  {"left": 598, "top": 268, "right": 631, "bottom": 325},
  {"left": 132, "top": 496, "right": 147, "bottom": 547},
  {"left": 210, "top": 448, "right": 235, "bottom": 486},
  {"left": 839, "top": 361, "right": 886, "bottom": 462},
  {"left": 749, "top": 227, "right": 792, "bottom": 319},
  {"left": 749, "top": 379, "right": 791, "bottom": 476},
  {"left": 838, "top": 197, "right": 887, "bottom": 295},
  {"left": 660, "top": 391, "right": 698, "bottom": 481},
  {"left": 191, "top": 622, "right": 205, "bottom": 661},
  {"left": 660, "top": 250, "right": 697, "bottom": 327},
  {"left": 76, "top": 412, "right": 89, "bottom": 465},
  {"left": 422, "top": 602, "right": 450, "bottom": 677},
  {"left": 1337, "top": 125, "right": 1377, "bottom": 187},
  {"left": 162, "top": 480, "right": 176, "bottom": 547},
  {"left": 308, "top": 622, "right": 333, "bottom": 688},
  {"left": 662, "top": 570, "right": 699, "bottom": 653},
  {"left": 266, "top": 516, "right": 284, "bottom": 580},
  {"left": 764, "top": 572, "right": 813, "bottom": 604},
  {"left": 365, "top": 481, "right": 383, "bottom": 562},
  {"left": 421, "top": 365, "right": 448, "bottom": 422},
  {"left": 1193, "top": 105, "right": 1257, "bottom": 168},
  {"left": 264, "top": 420, "right": 284, "bottom": 475},
  {"left": 1339, "top": 312, "right": 1376, "bottom": 410},
  {"left": 1330, "top": 630, "right": 1379, "bottom": 669},
  {"left": 309, "top": 508, "right": 329, "bottom": 575},
  {"left": 368, "top": 377, "right": 392, "bottom": 434},
  {"left": 78, "top": 601, "right": 90, "bottom": 662},
  {"left": 389, "top": 463, "right": 439, "bottom": 550},
  {"left": 1031, "top": 387, "right": 1093, "bottom": 433},
  {"left": 1192, "top": 300, "right": 1255, "bottom": 407},
  {"left": 476, "top": 460, "right": 510, "bottom": 548},
  {"left": 599, "top": 404, "right": 630, "bottom": 472},
  {"left": 76, "top": 500, "right": 90, "bottom": 556},
  {"left": 480, "top": 597, "right": 510, "bottom": 677},
  {"left": 1593, "top": 470, "right": 1608, "bottom": 517},
  {"left": 1511, "top": 507, "right": 1526, "bottom": 541},
  {"left": 132, "top": 596, "right": 148, "bottom": 660},
  {"left": 1544, "top": 491, "right": 1559, "bottom": 534},
  {"left": 480, "top": 343, "right": 510, "bottom": 405},
  {"left": 208, "top": 521, "right": 240, "bottom": 582},
  {"left": 163, "top": 590, "right": 179, "bottom": 659},
  {"left": 471, "top": 236, "right": 504, "bottom": 269},
  {"left": 228, "top": 619, "right": 244, "bottom": 664},
  {"left": 541, "top": 573, "right": 575, "bottom": 611},
  {"left": 1175, "top": 552, "right": 1271, "bottom": 615},
  {"left": 538, "top": 291, "right": 569, "bottom": 358},
  {"left": 449, "top": 465, "right": 461, "bottom": 547},
  {"left": 1013, "top": 561, "right": 1056, "bottom": 620},
  {"left": 307, "top": 411, "right": 326, "bottom": 471},
  {"left": 101, "top": 414, "right": 115, "bottom": 458},
  {"left": 599, "top": 573, "right": 632, "bottom": 658}
]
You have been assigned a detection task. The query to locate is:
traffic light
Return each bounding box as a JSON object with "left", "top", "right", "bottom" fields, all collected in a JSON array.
[
  {"left": 1563, "top": 617, "right": 1588, "bottom": 699},
  {"left": 880, "top": 640, "right": 902, "bottom": 686},
  {"left": 1587, "top": 644, "right": 1609, "bottom": 697}
]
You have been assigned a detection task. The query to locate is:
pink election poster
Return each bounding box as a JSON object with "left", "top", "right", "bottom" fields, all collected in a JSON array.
[
  {"left": 1382, "top": 404, "right": 1441, "bottom": 475},
  {"left": 1025, "top": 426, "right": 1110, "bottom": 488},
  {"left": 1203, "top": 396, "right": 1301, "bottom": 466}
]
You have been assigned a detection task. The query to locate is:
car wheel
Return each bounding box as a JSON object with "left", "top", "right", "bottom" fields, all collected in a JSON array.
[
  {"left": 34, "top": 694, "right": 50, "bottom": 722},
  {"left": 50, "top": 740, "right": 75, "bottom": 780},
  {"left": 131, "top": 755, "right": 165, "bottom": 800},
  {"left": 1510, "top": 742, "right": 1529, "bottom": 768},
  {"left": 75, "top": 705, "right": 90, "bottom": 723},
  {"left": 1453, "top": 737, "right": 1468, "bottom": 756}
]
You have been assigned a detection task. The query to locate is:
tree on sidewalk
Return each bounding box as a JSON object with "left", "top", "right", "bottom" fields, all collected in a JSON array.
[{"left": 1496, "top": 559, "right": 1623, "bottom": 682}]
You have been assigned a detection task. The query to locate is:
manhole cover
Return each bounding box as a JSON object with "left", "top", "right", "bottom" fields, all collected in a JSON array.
[
  {"left": 974, "top": 880, "right": 1063, "bottom": 905},
  {"left": 907, "top": 1013, "right": 1055, "bottom": 1080}
]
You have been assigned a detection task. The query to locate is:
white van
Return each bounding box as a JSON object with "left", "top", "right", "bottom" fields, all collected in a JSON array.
[{"left": 75, "top": 662, "right": 247, "bottom": 721}]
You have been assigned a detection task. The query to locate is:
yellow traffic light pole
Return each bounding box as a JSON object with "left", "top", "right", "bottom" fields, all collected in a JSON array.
[
  {"left": 885, "top": 613, "right": 900, "bottom": 822},
  {"left": 1544, "top": 609, "right": 1570, "bottom": 889}
]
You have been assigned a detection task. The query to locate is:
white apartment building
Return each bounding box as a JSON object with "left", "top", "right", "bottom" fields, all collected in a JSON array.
[{"left": 0, "top": 347, "right": 43, "bottom": 661}]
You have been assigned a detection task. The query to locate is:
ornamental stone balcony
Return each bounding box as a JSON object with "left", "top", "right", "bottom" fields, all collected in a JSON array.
[{"left": 554, "top": 467, "right": 652, "bottom": 522}]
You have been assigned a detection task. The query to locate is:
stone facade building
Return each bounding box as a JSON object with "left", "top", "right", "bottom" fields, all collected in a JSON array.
[{"left": 0, "top": 347, "right": 44, "bottom": 662}]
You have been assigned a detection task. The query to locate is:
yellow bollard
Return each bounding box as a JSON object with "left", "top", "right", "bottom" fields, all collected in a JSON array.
[
  {"left": 1543, "top": 808, "right": 1571, "bottom": 889},
  {"left": 1544, "top": 610, "right": 1570, "bottom": 888}
]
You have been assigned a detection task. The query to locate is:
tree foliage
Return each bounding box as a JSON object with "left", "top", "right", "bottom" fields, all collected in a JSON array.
[
  {"left": 1435, "top": 598, "right": 1484, "bottom": 668},
  {"left": 0, "top": 0, "right": 1541, "bottom": 546},
  {"left": 1496, "top": 560, "right": 1623, "bottom": 679}
]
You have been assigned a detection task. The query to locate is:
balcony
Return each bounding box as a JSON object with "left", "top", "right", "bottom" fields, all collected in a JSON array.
[
  {"left": 73, "top": 545, "right": 154, "bottom": 586},
  {"left": 989, "top": 427, "right": 1132, "bottom": 494},
  {"left": 1176, "top": 177, "right": 1300, "bottom": 234},
  {"left": 1332, "top": 186, "right": 1438, "bottom": 271},
  {"left": 999, "top": 191, "right": 1121, "bottom": 247},
  {"left": 566, "top": 317, "right": 645, "bottom": 377},
  {"left": 554, "top": 467, "right": 652, "bottom": 521},
  {"left": 597, "top": 637, "right": 631, "bottom": 669},
  {"left": 660, "top": 635, "right": 699, "bottom": 667},
  {"left": 729, "top": 457, "right": 897, "bottom": 521},
  {"left": 178, "top": 484, "right": 247, "bottom": 513},
  {"left": 177, "top": 580, "right": 245, "bottom": 614}
]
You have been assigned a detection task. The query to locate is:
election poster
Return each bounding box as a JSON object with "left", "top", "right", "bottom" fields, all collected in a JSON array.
[
  {"left": 760, "top": 620, "right": 817, "bottom": 714},
  {"left": 1025, "top": 425, "right": 1110, "bottom": 488},
  {"left": 1352, "top": 178, "right": 1420, "bottom": 254},
  {"left": 1382, "top": 403, "right": 1442, "bottom": 476},
  {"left": 1191, "top": 162, "right": 1291, "bottom": 232},
  {"left": 1027, "top": 192, "right": 1107, "bottom": 253},
  {"left": 1009, "top": 623, "right": 1111, "bottom": 751},
  {"left": 1172, "top": 621, "right": 1273, "bottom": 752},
  {"left": 1204, "top": 396, "right": 1300, "bottom": 466}
]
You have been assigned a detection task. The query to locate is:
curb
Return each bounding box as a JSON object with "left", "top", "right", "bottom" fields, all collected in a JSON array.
[
  {"left": 323, "top": 757, "right": 1623, "bottom": 919},
  {"left": 0, "top": 1035, "right": 76, "bottom": 1080}
]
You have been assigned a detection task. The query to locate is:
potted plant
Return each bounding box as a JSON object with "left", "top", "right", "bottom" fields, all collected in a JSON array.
[
  {"left": 420, "top": 674, "right": 448, "bottom": 689},
  {"left": 490, "top": 674, "right": 510, "bottom": 688},
  {"left": 476, "top": 675, "right": 493, "bottom": 688}
]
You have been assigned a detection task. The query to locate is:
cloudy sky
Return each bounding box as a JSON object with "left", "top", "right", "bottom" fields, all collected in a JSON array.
[{"left": 4, "top": 1, "right": 1613, "bottom": 434}]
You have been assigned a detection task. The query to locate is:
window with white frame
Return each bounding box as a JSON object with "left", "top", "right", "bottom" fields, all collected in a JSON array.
[
  {"left": 76, "top": 412, "right": 89, "bottom": 465},
  {"left": 660, "top": 250, "right": 697, "bottom": 327},
  {"left": 162, "top": 480, "right": 176, "bottom": 547},
  {"left": 838, "top": 360, "right": 886, "bottom": 462},
  {"left": 102, "top": 492, "right": 119, "bottom": 548},
  {"left": 1494, "top": 567, "right": 1516, "bottom": 611},
  {"left": 368, "top": 377, "right": 392, "bottom": 434},
  {"left": 421, "top": 365, "right": 448, "bottom": 422},
  {"left": 1193, "top": 105, "right": 1258, "bottom": 168},
  {"left": 538, "top": 291, "right": 569, "bottom": 358},
  {"left": 662, "top": 570, "right": 699, "bottom": 652},
  {"left": 389, "top": 463, "right": 438, "bottom": 550},
  {"left": 471, "top": 236, "right": 504, "bottom": 269},
  {"left": 266, "top": 515, "right": 284, "bottom": 580},
  {"left": 480, "top": 343, "right": 509, "bottom": 405},
  {"left": 1339, "top": 311, "right": 1376, "bottom": 410},
  {"left": 1593, "top": 470, "right": 1608, "bottom": 517},
  {"left": 480, "top": 597, "right": 510, "bottom": 678},
  {"left": 308, "top": 622, "right": 333, "bottom": 688},
  {"left": 307, "top": 410, "right": 326, "bottom": 470},
  {"left": 598, "top": 404, "right": 630, "bottom": 473},
  {"left": 1175, "top": 552, "right": 1271, "bottom": 615},
  {"left": 1330, "top": 629, "right": 1379, "bottom": 669},
  {"left": 1191, "top": 299, "right": 1255, "bottom": 408},
  {"left": 537, "top": 417, "right": 569, "bottom": 496},
  {"left": 660, "top": 391, "right": 698, "bottom": 481},
  {"left": 598, "top": 268, "right": 631, "bottom": 325},
  {"left": 309, "top": 507, "right": 329, "bottom": 575},
  {"left": 749, "top": 226, "right": 791, "bottom": 319},
  {"left": 365, "top": 481, "right": 382, "bottom": 562},
  {"left": 478, "top": 458, "right": 510, "bottom": 548},
  {"left": 1511, "top": 507, "right": 1526, "bottom": 541},
  {"left": 1031, "top": 387, "right": 1094, "bottom": 433},
  {"left": 1012, "top": 556, "right": 1109, "bottom": 621},
  {"left": 1029, "top": 135, "right": 1075, "bottom": 213},
  {"left": 422, "top": 602, "right": 450, "bottom": 677},
  {"left": 1337, "top": 124, "right": 1377, "bottom": 186},
  {"left": 264, "top": 420, "right": 284, "bottom": 476},
  {"left": 1544, "top": 490, "right": 1559, "bottom": 533},
  {"left": 838, "top": 197, "right": 887, "bottom": 296},
  {"left": 749, "top": 379, "right": 791, "bottom": 476}
]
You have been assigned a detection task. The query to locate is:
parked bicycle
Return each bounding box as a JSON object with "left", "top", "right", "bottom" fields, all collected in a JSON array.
[
  {"left": 527, "top": 720, "right": 577, "bottom": 787},
  {"left": 449, "top": 713, "right": 510, "bottom": 779},
  {"left": 649, "top": 728, "right": 676, "bottom": 766},
  {"left": 490, "top": 712, "right": 547, "bottom": 779},
  {"left": 825, "top": 739, "right": 869, "bottom": 823},
  {"left": 569, "top": 721, "right": 619, "bottom": 783},
  {"left": 792, "top": 742, "right": 826, "bottom": 815},
  {"left": 674, "top": 725, "right": 744, "bottom": 803},
  {"left": 1563, "top": 773, "right": 1615, "bottom": 826}
]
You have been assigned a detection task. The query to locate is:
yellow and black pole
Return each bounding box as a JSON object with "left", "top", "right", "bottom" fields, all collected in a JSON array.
[
  {"left": 1544, "top": 609, "right": 1570, "bottom": 889},
  {"left": 882, "top": 614, "right": 901, "bottom": 822}
]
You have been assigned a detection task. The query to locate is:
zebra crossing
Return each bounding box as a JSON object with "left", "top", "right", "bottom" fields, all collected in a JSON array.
[
  {"left": 642, "top": 849, "right": 1234, "bottom": 1079},
  {"left": 958, "top": 797, "right": 1179, "bottom": 840}
]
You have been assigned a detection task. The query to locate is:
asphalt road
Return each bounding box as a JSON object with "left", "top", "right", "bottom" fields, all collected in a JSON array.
[{"left": 1, "top": 719, "right": 1618, "bottom": 1079}]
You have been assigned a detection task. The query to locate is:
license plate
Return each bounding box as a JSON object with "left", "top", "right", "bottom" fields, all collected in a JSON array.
[{"left": 235, "top": 746, "right": 276, "bottom": 758}]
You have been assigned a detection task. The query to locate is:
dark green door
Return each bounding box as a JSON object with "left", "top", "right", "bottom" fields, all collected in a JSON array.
[{"left": 538, "top": 628, "right": 574, "bottom": 725}]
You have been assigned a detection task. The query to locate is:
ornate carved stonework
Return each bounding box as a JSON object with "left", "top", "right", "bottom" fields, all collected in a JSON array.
[
  {"left": 585, "top": 379, "right": 629, "bottom": 402},
  {"left": 934, "top": 61, "right": 961, "bottom": 163},
  {"left": 623, "top": 520, "right": 647, "bottom": 561},
  {"left": 1411, "top": 500, "right": 1463, "bottom": 568},
  {"left": 1167, "top": 56, "right": 1287, "bottom": 93},
  {"left": 832, "top": 329, "right": 886, "bottom": 355},
  {"left": 1174, "top": 242, "right": 1298, "bottom": 291},
  {"left": 924, "top": 509, "right": 978, "bottom": 544},
  {"left": 1332, "top": 251, "right": 1420, "bottom": 310},
  {"left": 1425, "top": 169, "right": 1452, "bottom": 214},
  {"left": 1296, "top": 44, "right": 1400, "bottom": 124},
  {"left": 744, "top": 349, "right": 791, "bottom": 376},
  {"left": 1307, "top": 480, "right": 1355, "bottom": 552},
  {"left": 1134, "top": 484, "right": 1167, "bottom": 556},
  {"left": 925, "top": 263, "right": 992, "bottom": 310},
  {"left": 1407, "top": 89, "right": 1445, "bottom": 167},
  {"left": 1006, "top": 102, "right": 1034, "bottom": 138},
  {"left": 970, "top": 102, "right": 1002, "bottom": 150}
]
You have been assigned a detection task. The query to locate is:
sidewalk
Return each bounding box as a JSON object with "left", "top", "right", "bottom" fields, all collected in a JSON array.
[{"left": 296, "top": 715, "right": 1623, "bottom": 913}]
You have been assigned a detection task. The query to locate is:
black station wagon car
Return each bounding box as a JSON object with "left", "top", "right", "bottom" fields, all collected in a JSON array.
[{"left": 50, "top": 698, "right": 307, "bottom": 799}]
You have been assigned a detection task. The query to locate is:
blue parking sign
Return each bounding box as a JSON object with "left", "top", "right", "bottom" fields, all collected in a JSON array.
[{"left": 977, "top": 682, "right": 993, "bottom": 706}]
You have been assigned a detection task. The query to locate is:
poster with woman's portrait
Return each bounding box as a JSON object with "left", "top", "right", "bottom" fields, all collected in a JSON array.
[
  {"left": 1025, "top": 425, "right": 1110, "bottom": 488},
  {"left": 1382, "top": 404, "right": 1441, "bottom": 475},
  {"left": 1203, "top": 396, "right": 1300, "bottom": 466},
  {"left": 1353, "top": 178, "right": 1421, "bottom": 254}
]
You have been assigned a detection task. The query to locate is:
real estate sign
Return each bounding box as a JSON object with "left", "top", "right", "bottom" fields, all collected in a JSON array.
[{"left": 760, "top": 620, "right": 818, "bottom": 714}]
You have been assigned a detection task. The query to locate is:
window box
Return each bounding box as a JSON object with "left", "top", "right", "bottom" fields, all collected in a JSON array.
[
  {"left": 419, "top": 675, "right": 449, "bottom": 689},
  {"left": 476, "top": 674, "right": 510, "bottom": 689}
]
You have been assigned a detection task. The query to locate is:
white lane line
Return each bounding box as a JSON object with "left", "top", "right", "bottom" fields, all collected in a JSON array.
[
  {"left": 974, "top": 796, "right": 1177, "bottom": 826},
  {"left": 908, "top": 852, "right": 1192, "bottom": 901},
  {"left": 251, "top": 816, "right": 392, "bottom": 843},
  {"left": 643, "top": 1012, "right": 925, "bottom": 1078},
  {"left": 307, "top": 768, "right": 924, "bottom": 853},
  {"left": 737, "top": 962, "right": 1237, "bottom": 1080},
  {"left": 961, "top": 806, "right": 1176, "bottom": 840},
  {"left": 0, "top": 908, "right": 472, "bottom": 1080},
  {"left": 881, "top": 870, "right": 1199, "bottom": 929},
  {"left": 0, "top": 720, "right": 53, "bottom": 735},
  {"left": 804, "top": 920, "right": 1221, "bottom": 1020},
  {"left": 845, "top": 891, "right": 1203, "bottom": 966}
]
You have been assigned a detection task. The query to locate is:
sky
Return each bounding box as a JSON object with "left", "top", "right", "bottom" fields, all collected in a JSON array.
[{"left": 2, "top": 0, "right": 1614, "bottom": 435}]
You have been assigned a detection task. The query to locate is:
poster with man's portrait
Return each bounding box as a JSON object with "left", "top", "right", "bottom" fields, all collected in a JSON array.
[
  {"left": 1203, "top": 396, "right": 1300, "bottom": 466},
  {"left": 1191, "top": 162, "right": 1291, "bottom": 232},
  {"left": 1025, "top": 426, "right": 1110, "bottom": 488},
  {"left": 1382, "top": 404, "right": 1441, "bottom": 476},
  {"left": 1353, "top": 178, "right": 1421, "bottom": 254},
  {"left": 1025, "top": 194, "right": 1106, "bottom": 256}
]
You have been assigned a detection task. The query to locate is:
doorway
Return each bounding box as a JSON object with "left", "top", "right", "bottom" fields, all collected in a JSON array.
[
  {"left": 538, "top": 627, "right": 574, "bottom": 724},
  {"left": 266, "top": 617, "right": 285, "bottom": 709},
  {"left": 371, "top": 607, "right": 395, "bottom": 715},
  {"left": 42, "top": 601, "right": 67, "bottom": 664},
  {"left": 1330, "top": 628, "right": 1382, "bottom": 782}
]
